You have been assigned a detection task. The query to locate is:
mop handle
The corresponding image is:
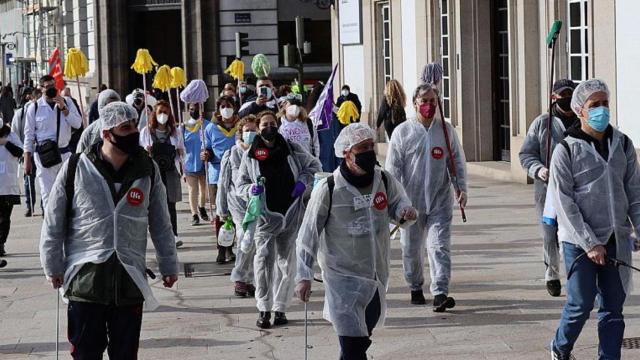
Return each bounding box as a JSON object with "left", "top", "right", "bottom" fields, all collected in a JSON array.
[{"left": 304, "top": 301, "right": 308, "bottom": 360}]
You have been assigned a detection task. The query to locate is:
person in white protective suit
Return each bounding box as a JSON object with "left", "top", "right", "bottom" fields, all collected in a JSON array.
[
  {"left": 385, "top": 83, "right": 467, "bottom": 311},
  {"left": 519, "top": 79, "right": 579, "bottom": 297},
  {"left": 39, "top": 101, "right": 179, "bottom": 359},
  {"left": 236, "top": 110, "right": 322, "bottom": 328},
  {"left": 548, "top": 79, "right": 640, "bottom": 360},
  {"left": 216, "top": 114, "right": 259, "bottom": 298},
  {"left": 295, "top": 123, "right": 417, "bottom": 360},
  {"left": 76, "top": 89, "right": 121, "bottom": 153}
]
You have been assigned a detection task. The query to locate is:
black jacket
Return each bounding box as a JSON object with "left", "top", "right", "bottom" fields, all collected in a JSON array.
[
  {"left": 336, "top": 93, "right": 362, "bottom": 121},
  {"left": 376, "top": 98, "right": 406, "bottom": 138}
]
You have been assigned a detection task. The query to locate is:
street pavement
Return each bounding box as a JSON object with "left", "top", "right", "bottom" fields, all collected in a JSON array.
[{"left": 2, "top": 174, "right": 640, "bottom": 359}]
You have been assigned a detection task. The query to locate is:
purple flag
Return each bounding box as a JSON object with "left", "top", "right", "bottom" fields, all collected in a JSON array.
[{"left": 310, "top": 63, "right": 339, "bottom": 130}]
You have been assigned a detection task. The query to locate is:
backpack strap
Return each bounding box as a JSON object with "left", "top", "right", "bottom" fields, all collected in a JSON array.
[
  {"left": 560, "top": 139, "right": 571, "bottom": 158},
  {"left": 65, "top": 153, "right": 81, "bottom": 217},
  {"left": 623, "top": 134, "right": 630, "bottom": 154},
  {"left": 324, "top": 175, "right": 335, "bottom": 228}
]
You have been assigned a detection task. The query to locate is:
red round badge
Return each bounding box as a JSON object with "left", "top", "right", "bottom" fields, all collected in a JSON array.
[
  {"left": 373, "top": 192, "right": 388, "bottom": 210},
  {"left": 255, "top": 148, "right": 269, "bottom": 161},
  {"left": 127, "top": 188, "right": 144, "bottom": 207},
  {"left": 431, "top": 147, "right": 444, "bottom": 160}
]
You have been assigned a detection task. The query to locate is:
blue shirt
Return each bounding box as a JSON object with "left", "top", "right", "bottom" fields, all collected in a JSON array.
[
  {"left": 204, "top": 122, "right": 237, "bottom": 184},
  {"left": 181, "top": 119, "right": 210, "bottom": 174}
]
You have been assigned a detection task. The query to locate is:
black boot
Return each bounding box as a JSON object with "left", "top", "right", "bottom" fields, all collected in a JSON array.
[
  {"left": 191, "top": 214, "right": 200, "bottom": 226},
  {"left": 273, "top": 311, "right": 288, "bottom": 326},
  {"left": 410, "top": 289, "right": 426, "bottom": 305},
  {"left": 227, "top": 247, "right": 236, "bottom": 262},
  {"left": 216, "top": 245, "right": 227, "bottom": 264},
  {"left": 0, "top": 244, "right": 5, "bottom": 257},
  {"left": 256, "top": 311, "right": 271, "bottom": 329},
  {"left": 199, "top": 207, "right": 210, "bottom": 222},
  {"left": 433, "top": 294, "right": 456, "bottom": 312},
  {"left": 247, "top": 283, "right": 256, "bottom": 297},
  {"left": 546, "top": 280, "right": 561, "bottom": 297}
]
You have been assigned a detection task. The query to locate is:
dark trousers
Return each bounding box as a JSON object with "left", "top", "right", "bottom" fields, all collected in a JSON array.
[
  {"left": 0, "top": 201, "right": 13, "bottom": 244},
  {"left": 167, "top": 201, "right": 177, "bottom": 236},
  {"left": 68, "top": 301, "right": 143, "bottom": 360},
  {"left": 23, "top": 157, "right": 37, "bottom": 211},
  {"left": 338, "top": 290, "right": 381, "bottom": 360}
]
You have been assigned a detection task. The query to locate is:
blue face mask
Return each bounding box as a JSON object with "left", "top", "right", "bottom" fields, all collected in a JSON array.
[
  {"left": 587, "top": 106, "right": 610, "bottom": 132},
  {"left": 243, "top": 131, "right": 257, "bottom": 145}
]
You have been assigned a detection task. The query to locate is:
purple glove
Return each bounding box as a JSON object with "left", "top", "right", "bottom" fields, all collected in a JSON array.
[
  {"left": 291, "top": 181, "right": 306, "bottom": 198},
  {"left": 251, "top": 184, "right": 264, "bottom": 196}
]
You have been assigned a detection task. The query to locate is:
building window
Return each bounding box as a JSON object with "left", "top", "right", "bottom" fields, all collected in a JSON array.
[
  {"left": 440, "top": 0, "right": 451, "bottom": 120},
  {"left": 381, "top": 3, "right": 391, "bottom": 84},
  {"left": 568, "top": 0, "right": 589, "bottom": 81},
  {"left": 493, "top": 0, "right": 510, "bottom": 161}
]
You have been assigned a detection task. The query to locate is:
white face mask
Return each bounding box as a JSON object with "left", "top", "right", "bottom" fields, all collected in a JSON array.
[
  {"left": 157, "top": 113, "right": 168, "bottom": 125},
  {"left": 286, "top": 104, "right": 300, "bottom": 118},
  {"left": 187, "top": 118, "right": 197, "bottom": 127},
  {"left": 341, "top": 90, "right": 349, "bottom": 97},
  {"left": 220, "top": 107, "right": 234, "bottom": 119}
]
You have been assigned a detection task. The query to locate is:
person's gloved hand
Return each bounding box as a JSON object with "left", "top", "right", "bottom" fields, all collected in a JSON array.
[
  {"left": 291, "top": 181, "right": 306, "bottom": 198},
  {"left": 251, "top": 184, "right": 264, "bottom": 196}
]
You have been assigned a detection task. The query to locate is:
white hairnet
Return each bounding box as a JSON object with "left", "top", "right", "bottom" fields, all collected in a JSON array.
[
  {"left": 334, "top": 123, "right": 376, "bottom": 157},
  {"left": 100, "top": 101, "right": 138, "bottom": 130},
  {"left": 570, "top": 79, "right": 610, "bottom": 115},
  {"left": 97, "top": 89, "right": 120, "bottom": 111}
]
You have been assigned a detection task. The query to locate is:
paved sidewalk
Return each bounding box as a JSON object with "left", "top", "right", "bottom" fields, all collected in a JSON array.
[{"left": 2, "top": 174, "right": 640, "bottom": 359}]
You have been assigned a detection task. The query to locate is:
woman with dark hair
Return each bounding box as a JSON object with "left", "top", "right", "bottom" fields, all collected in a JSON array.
[
  {"left": 0, "top": 86, "right": 16, "bottom": 124},
  {"left": 140, "top": 100, "right": 185, "bottom": 248},
  {"left": 201, "top": 95, "right": 240, "bottom": 263},
  {"left": 236, "top": 110, "right": 322, "bottom": 329}
]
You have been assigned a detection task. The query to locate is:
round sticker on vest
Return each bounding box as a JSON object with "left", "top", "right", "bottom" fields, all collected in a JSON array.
[
  {"left": 373, "top": 192, "right": 388, "bottom": 210},
  {"left": 431, "top": 146, "right": 444, "bottom": 160},
  {"left": 127, "top": 188, "right": 144, "bottom": 207},
  {"left": 255, "top": 148, "right": 269, "bottom": 161}
]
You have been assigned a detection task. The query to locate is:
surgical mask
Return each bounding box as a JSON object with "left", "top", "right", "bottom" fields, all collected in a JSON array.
[
  {"left": 341, "top": 90, "right": 349, "bottom": 97},
  {"left": 286, "top": 104, "right": 300, "bottom": 118},
  {"left": 187, "top": 118, "right": 197, "bottom": 127},
  {"left": 157, "top": 113, "right": 168, "bottom": 125},
  {"left": 239, "top": 86, "right": 247, "bottom": 94},
  {"left": 109, "top": 131, "right": 140, "bottom": 155},
  {"left": 190, "top": 110, "right": 200, "bottom": 120},
  {"left": 220, "top": 107, "right": 234, "bottom": 119},
  {"left": 419, "top": 103, "right": 436, "bottom": 119},
  {"left": 352, "top": 150, "right": 377, "bottom": 175},
  {"left": 261, "top": 126, "right": 278, "bottom": 142},
  {"left": 243, "top": 131, "right": 257, "bottom": 145},
  {"left": 556, "top": 97, "right": 572, "bottom": 112},
  {"left": 587, "top": 106, "right": 610, "bottom": 132},
  {"left": 45, "top": 87, "right": 57, "bottom": 98}
]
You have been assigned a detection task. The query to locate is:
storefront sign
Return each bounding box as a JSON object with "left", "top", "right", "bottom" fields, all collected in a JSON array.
[{"left": 339, "top": 0, "right": 362, "bottom": 45}]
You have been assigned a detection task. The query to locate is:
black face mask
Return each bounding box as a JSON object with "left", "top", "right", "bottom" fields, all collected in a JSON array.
[
  {"left": 353, "top": 150, "right": 377, "bottom": 175},
  {"left": 556, "top": 97, "right": 572, "bottom": 112},
  {"left": 261, "top": 126, "right": 278, "bottom": 142},
  {"left": 190, "top": 110, "right": 200, "bottom": 119},
  {"left": 109, "top": 131, "right": 140, "bottom": 155},
  {"left": 45, "top": 87, "right": 57, "bottom": 98}
]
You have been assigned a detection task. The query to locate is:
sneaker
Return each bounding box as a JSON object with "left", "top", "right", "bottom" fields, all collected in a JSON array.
[
  {"left": 550, "top": 342, "right": 574, "bottom": 360},
  {"left": 546, "top": 280, "right": 561, "bottom": 297},
  {"left": 216, "top": 246, "right": 227, "bottom": 264},
  {"left": 227, "top": 247, "right": 236, "bottom": 262},
  {"left": 433, "top": 294, "right": 456, "bottom": 312},
  {"left": 199, "top": 207, "right": 210, "bottom": 222},
  {"left": 247, "top": 283, "right": 256, "bottom": 297},
  {"left": 0, "top": 244, "right": 5, "bottom": 257},
  {"left": 256, "top": 312, "right": 271, "bottom": 329},
  {"left": 411, "top": 289, "right": 426, "bottom": 305},
  {"left": 191, "top": 214, "right": 200, "bottom": 226},
  {"left": 273, "top": 311, "right": 288, "bottom": 326},
  {"left": 235, "top": 281, "right": 248, "bottom": 297},
  {"left": 175, "top": 237, "right": 183, "bottom": 248},
  {"left": 24, "top": 209, "right": 32, "bottom": 217}
]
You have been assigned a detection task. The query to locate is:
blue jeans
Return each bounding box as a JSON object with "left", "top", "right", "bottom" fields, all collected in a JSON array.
[{"left": 552, "top": 241, "right": 625, "bottom": 359}]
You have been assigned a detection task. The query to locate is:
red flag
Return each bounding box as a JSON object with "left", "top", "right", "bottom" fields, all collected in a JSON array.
[{"left": 48, "top": 48, "right": 64, "bottom": 91}]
